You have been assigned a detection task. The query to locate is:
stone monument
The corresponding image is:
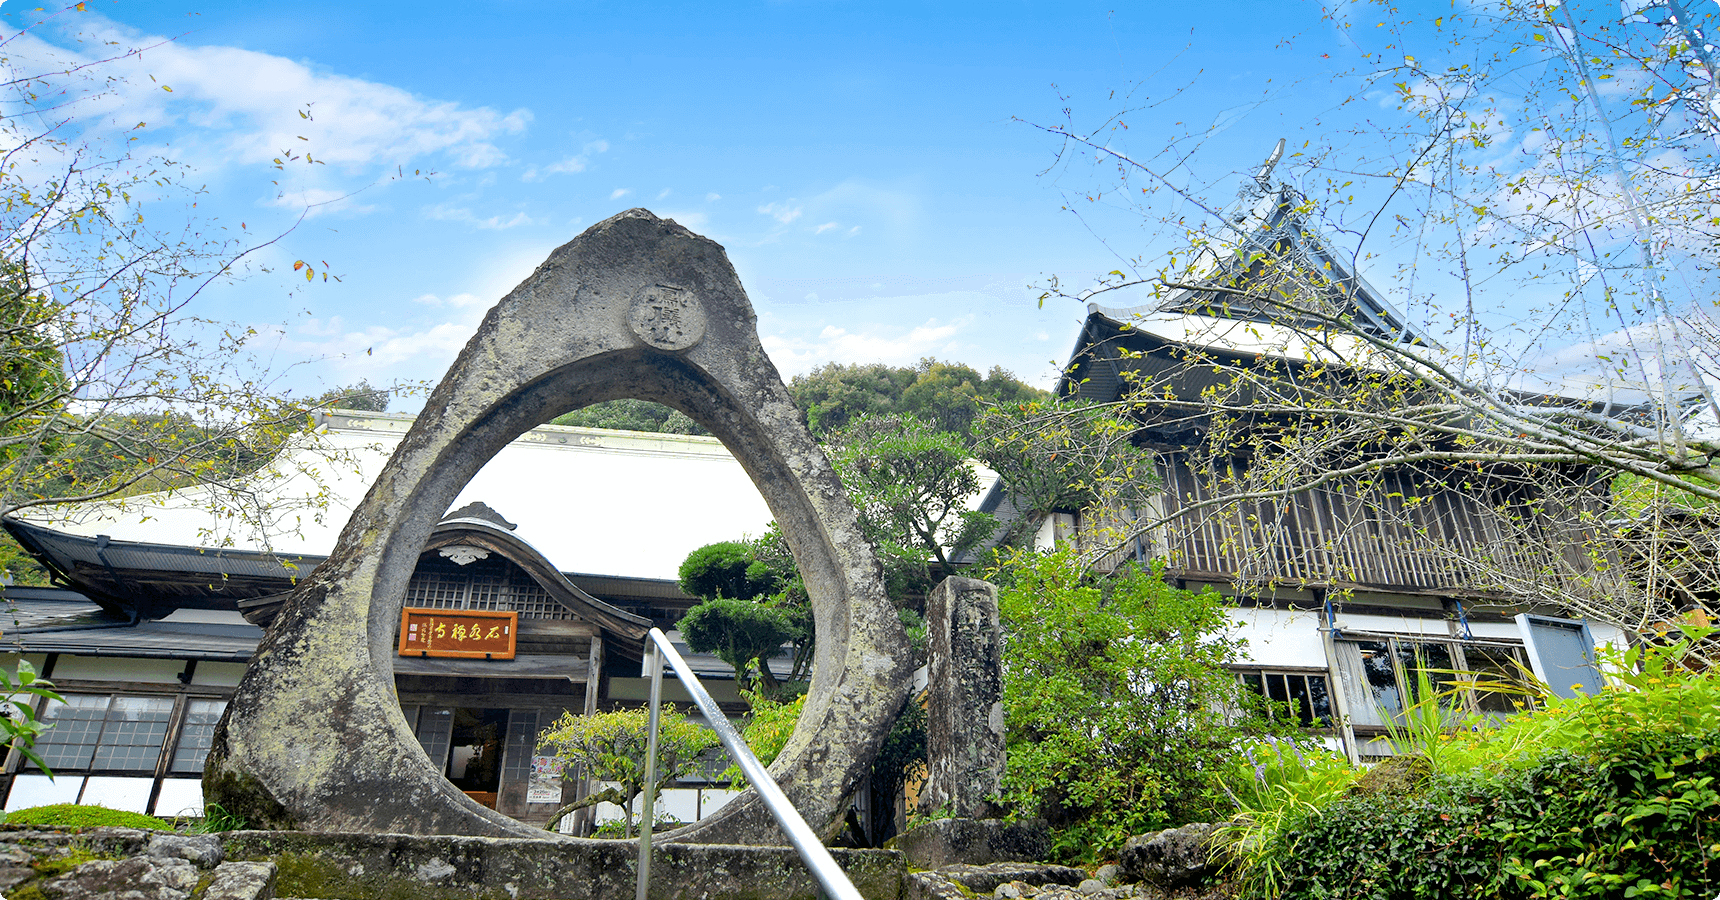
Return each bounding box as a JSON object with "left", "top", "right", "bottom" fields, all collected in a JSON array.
[
  {"left": 918, "top": 576, "right": 1005, "bottom": 819},
  {"left": 204, "top": 209, "right": 912, "bottom": 844}
]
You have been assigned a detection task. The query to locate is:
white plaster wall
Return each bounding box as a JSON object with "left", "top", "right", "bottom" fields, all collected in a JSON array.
[
  {"left": 154, "top": 779, "right": 205, "bottom": 818},
  {"left": 1466, "top": 619, "right": 1528, "bottom": 641},
  {"left": 50, "top": 656, "right": 184, "bottom": 684},
  {"left": 1225, "top": 607, "right": 1327, "bottom": 669},
  {"left": 5, "top": 774, "right": 79, "bottom": 811},
  {"left": 0, "top": 654, "right": 49, "bottom": 675},
  {"left": 1333, "top": 613, "right": 1455, "bottom": 637},
  {"left": 79, "top": 776, "right": 152, "bottom": 813},
  {"left": 191, "top": 662, "right": 249, "bottom": 687}
]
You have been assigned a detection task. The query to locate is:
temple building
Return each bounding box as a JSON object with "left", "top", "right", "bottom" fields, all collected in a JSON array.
[
  {"left": 977, "top": 184, "right": 1624, "bottom": 761},
  {"left": 1, "top": 410, "right": 776, "bottom": 827}
]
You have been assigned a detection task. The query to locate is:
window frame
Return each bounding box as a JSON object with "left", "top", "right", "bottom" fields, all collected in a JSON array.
[
  {"left": 1334, "top": 633, "right": 1534, "bottom": 733},
  {"left": 2, "top": 682, "right": 232, "bottom": 817},
  {"left": 1231, "top": 665, "right": 1337, "bottom": 730}
]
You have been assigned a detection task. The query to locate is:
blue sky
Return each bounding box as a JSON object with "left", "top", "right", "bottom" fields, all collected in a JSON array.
[{"left": 1, "top": 2, "right": 1421, "bottom": 404}]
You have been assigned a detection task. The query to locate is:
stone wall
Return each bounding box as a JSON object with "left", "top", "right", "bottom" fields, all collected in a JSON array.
[{"left": 0, "top": 826, "right": 907, "bottom": 900}]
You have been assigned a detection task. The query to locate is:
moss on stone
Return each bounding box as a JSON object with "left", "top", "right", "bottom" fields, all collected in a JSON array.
[
  {"left": 4, "top": 804, "right": 170, "bottom": 831},
  {"left": 271, "top": 852, "right": 511, "bottom": 900},
  {"left": 202, "top": 764, "right": 293, "bottom": 831}
]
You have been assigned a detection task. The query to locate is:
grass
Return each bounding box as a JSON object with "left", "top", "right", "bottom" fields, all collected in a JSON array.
[{"left": 3, "top": 803, "right": 172, "bottom": 831}]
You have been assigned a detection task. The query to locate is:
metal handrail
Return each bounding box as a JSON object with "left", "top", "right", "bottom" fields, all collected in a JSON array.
[{"left": 635, "top": 627, "right": 863, "bottom": 900}]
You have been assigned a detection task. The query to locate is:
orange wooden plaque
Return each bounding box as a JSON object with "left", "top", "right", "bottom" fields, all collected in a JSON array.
[{"left": 398, "top": 608, "right": 518, "bottom": 659}]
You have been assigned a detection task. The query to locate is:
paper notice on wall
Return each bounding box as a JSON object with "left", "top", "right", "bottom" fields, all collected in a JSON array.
[{"left": 528, "top": 755, "right": 566, "bottom": 804}]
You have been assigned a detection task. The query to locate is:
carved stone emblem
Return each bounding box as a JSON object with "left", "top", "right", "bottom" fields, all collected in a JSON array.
[{"left": 627, "top": 282, "right": 705, "bottom": 350}]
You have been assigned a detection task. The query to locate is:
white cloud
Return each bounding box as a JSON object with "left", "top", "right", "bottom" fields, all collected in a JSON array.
[
  {"left": 526, "top": 139, "right": 610, "bottom": 180},
  {"left": 706, "top": 192, "right": 722, "bottom": 202},
  {"left": 277, "top": 187, "right": 377, "bottom": 218},
  {"left": 422, "top": 203, "right": 536, "bottom": 230},
  {"left": 408, "top": 292, "right": 487, "bottom": 309},
  {"left": 761, "top": 316, "right": 974, "bottom": 372},
  {"left": 814, "top": 221, "right": 840, "bottom": 234},
  {"left": 611, "top": 188, "right": 632, "bottom": 200},
  {"left": 758, "top": 200, "right": 803, "bottom": 224},
  {"left": 656, "top": 188, "right": 672, "bottom": 200},
  {"left": 7, "top": 18, "right": 529, "bottom": 176}
]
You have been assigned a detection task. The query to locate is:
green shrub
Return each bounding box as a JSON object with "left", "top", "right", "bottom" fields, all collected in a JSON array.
[
  {"left": 4, "top": 803, "right": 171, "bottom": 830},
  {"left": 996, "top": 549, "right": 1288, "bottom": 862},
  {"left": 1272, "top": 731, "right": 1720, "bottom": 899},
  {"left": 1229, "top": 631, "right": 1720, "bottom": 899}
]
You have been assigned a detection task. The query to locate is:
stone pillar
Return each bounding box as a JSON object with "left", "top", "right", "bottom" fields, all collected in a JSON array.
[{"left": 919, "top": 575, "right": 1004, "bottom": 818}]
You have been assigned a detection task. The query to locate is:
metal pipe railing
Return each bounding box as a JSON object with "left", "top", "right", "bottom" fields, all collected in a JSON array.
[{"left": 635, "top": 627, "right": 862, "bottom": 900}]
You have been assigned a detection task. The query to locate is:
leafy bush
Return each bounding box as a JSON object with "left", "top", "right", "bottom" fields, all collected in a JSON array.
[
  {"left": 1227, "top": 627, "right": 1720, "bottom": 899},
  {"left": 535, "top": 705, "right": 718, "bottom": 837},
  {"left": 4, "top": 803, "right": 171, "bottom": 830},
  {"left": 720, "top": 689, "right": 806, "bottom": 790},
  {"left": 996, "top": 548, "right": 1286, "bottom": 862},
  {"left": 1215, "top": 739, "right": 1363, "bottom": 898},
  {"left": 1272, "top": 731, "right": 1719, "bottom": 899}
]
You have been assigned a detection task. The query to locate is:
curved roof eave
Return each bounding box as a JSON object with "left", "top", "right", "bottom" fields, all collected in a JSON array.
[{"left": 423, "top": 517, "right": 651, "bottom": 640}]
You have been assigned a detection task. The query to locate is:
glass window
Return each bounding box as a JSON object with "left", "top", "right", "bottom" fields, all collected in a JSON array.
[
  {"left": 1519, "top": 617, "right": 1601, "bottom": 698},
  {"left": 1462, "top": 644, "right": 1532, "bottom": 714},
  {"left": 1337, "top": 637, "right": 1535, "bottom": 727},
  {"left": 416, "top": 707, "right": 454, "bottom": 771},
  {"left": 90, "top": 696, "right": 174, "bottom": 771},
  {"left": 32, "top": 694, "right": 112, "bottom": 771},
  {"left": 1236, "top": 670, "right": 1333, "bottom": 727},
  {"left": 171, "top": 699, "right": 228, "bottom": 774}
]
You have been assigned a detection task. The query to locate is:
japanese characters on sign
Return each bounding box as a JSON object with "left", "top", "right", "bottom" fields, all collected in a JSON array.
[{"left": 398, "top": 607, "right": 518, "bottom": 659}]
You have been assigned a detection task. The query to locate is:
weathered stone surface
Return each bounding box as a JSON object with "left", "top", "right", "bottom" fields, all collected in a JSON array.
[
  {"left": 1349, "top": 753, "right": 1432, "bottom": 797},
  {"left": 202, "top": 861, "right": 278, "bottom": 900},
  {"left": 0, "top": 865, "right": 35, "bottom": 890},
  {"left": 920, "top": 576, "right": 1005, "bottom": 819},
  {"left": 40, "top": 856, "right": 198, "bottom": 900},
  {"left": 206, "top": 209, "right": 911, "bottom": 842},
  {"left": 1119, "top": 822, "right": 1222, "bottom": 889},
  {"left": 887, "top": 817, "right": 1050, "bottom": 869},
  {"left": 148, "top": 832, "right": 224, "bottom": 867},
  {"left": 221, "top": 829, "right": 906, "bottom": 900},
  {"left": 906, "top": 862, "right": 1084, "bottom": 900},
  {"left": 0, "top": 826, "right": 909, "bottom": 900},
  {"left": 1095, "top": 864, "right": 1124, "bottom": 885}
]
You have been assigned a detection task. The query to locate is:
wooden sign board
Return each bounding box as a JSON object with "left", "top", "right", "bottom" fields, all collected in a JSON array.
[{"left": 398, "top": 608, "right": 518, "bottom": 659}]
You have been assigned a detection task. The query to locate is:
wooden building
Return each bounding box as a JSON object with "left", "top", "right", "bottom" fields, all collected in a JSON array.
[
  {"left": 0, "top": 412, "right": 775, "bottom": 826},
  {"left": 979, "top": 185, "right": 1624, "bottom": 761}
]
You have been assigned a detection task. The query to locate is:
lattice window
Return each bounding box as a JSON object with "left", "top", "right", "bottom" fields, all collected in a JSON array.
[
  {"left": 31, "top": 694, "right": 175, "bottom": 773},
  {"left": 506, "top": 579, "right": 570, "bottom": 620},
  {"left": 405, "top": 555, "right": 572, "bottom": 619},
  {"left": 406, "top": 571, "right": 469, "bottom": 609},
  {"left": 466, "top": 575, "right": 504, "bottom": 611},
  {"left": 170, "top": 699, "right": 228, "bottom": 774}
]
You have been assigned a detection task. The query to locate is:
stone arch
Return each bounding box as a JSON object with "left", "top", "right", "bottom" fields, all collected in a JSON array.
[{"left": 205, "top": 209, "right": 912, "bottom": 843}]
